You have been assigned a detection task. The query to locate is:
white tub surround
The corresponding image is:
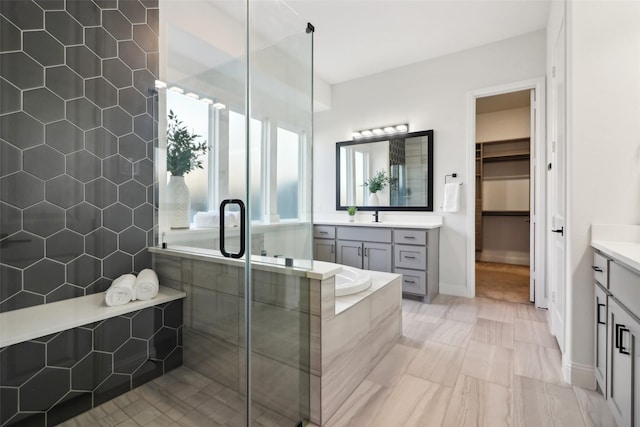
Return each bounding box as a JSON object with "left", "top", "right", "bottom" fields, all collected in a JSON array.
[{"left": 0, "top": 286, "right": 186, "bottom": 348}]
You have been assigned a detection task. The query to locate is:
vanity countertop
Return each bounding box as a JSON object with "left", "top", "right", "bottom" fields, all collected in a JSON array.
[
  {"left": 314, "top": 218, "right": 443, "bottom": 229},
  {"left": 591, "top": 224, "right": 640, "bottom": 272}
]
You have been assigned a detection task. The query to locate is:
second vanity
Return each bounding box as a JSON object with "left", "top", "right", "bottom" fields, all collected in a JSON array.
[{"left": 313, "top": 217, "right": 442, "bottom": 302}]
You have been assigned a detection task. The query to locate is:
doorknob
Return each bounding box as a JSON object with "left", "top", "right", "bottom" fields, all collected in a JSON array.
[{"left": 551, "top": 227, "right": 564, "bottom": 236}]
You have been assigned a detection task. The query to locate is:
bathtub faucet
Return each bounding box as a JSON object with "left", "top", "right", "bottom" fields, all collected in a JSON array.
[{"left": 372, "top": 210, "right": 380, "bottom": 223}]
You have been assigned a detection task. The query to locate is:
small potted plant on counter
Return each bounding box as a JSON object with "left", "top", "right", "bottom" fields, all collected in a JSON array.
[
  {"left": 363, "top": 169, "right": 389, "bottom": 206},
  {"left": 347, "top": 206, "right": 357, "bottom": 222}
]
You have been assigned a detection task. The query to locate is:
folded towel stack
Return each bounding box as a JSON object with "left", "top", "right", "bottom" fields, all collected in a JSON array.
[
  {"left": 193, "top": 210, "right": 240, "bottom": 228},
  {"left": 104, "top": 269, "right": 160, "bottom": 307}
]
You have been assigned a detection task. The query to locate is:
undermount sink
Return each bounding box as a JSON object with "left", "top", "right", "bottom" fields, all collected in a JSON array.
[{"left": 335, "top": 266, "right": 372, "bottom": 296}]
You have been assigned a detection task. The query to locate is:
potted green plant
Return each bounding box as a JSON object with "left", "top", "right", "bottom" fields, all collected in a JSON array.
[
  {"left": 347, "top": 206, "right": 357, "bottom": 222},
  {"left": 166, "top": 109, "right": 208, "bottom": 228},
  {"left": 362, "top": 170, "right": 389, "bottom": 206}
]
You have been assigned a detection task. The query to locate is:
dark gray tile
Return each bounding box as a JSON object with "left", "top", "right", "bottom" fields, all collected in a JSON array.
[
  {"left": 0, "top": 52, "right": 44, "bottom": 90},
  {"left": 23, "top": 87, "right": 65, "bottom": 124},
  {"left": 95, "top": 316, "right": 131, "bottom": 352},
  {"left": 0, "top": 139, "right": 21, "bottom": 177},
  {"left": 149, "top": 327, "right": 178, "bottom": 360},
  {"left": 102, "top": 9, "right": 132, "bottom": 40},
  {"left": 0, "top": 111, "right": 44, "bottom": 149},
  {"left": 0, "top": 264, "right": 22, "bottom": 303},
  {"left": 0, "top": 16, "right": 21, "bottom": 53},
  {"left": 0, "top": 386, "right": 18, "bottom": 425},
  {"left": 103, "top": 202, "right": 132, "bottom": 233},
  {"left": 133, "top": 113, "right": 154, "bottom": 142},
  {"left": 93, "top": 373, "right": 130, "bottom": 407},
  {"left": 45, "top": 120, "right": 84, "bottom": 154},
  {"left": 147, "top": 8, "right": 159, "bottom": 35},
  {"left": 34, "top": 0, "right": 65, "bottom": 11},
  {"left": 67, "top": 254, "right": 101, "bottom": 287},
  {"left": 163, "top": 300, "right": 183, "bottom": 328},
  {"left": 66, "top": 98, "right": 102, "bottom": 131},
  {"left": 119, "top": 132, "right": 146, "bottom": 161},
  {"left": 85, "top": 77, "right": 118, "bottom": 108},
  {"left": 85, "top": 277, "right": 110, "bottom": 295},
  {"left": 132, "top": 359, "right": 163, "bottom": 388},
  {"left": 0, "top": 201, "right": 21, "bottom": 238},
  {"left": 65, "top": 0, "right": 100, "bottom": 26},
  {"left": 119, "top": 86, "right": 146, "bottom": 115},
  {"left": 140, "top": 0, "right": 158, "bottom": 8},
  {"left": 0, "top": 290, "right": 43, "bottom": 313},
  {"left": 23, "top": 201, "right": 65, "bottom": 237},
  {"left": 20, "top": 367, "right": 70, "bottom": 411},
  {"left": 71, "top": 352, "right": 112, "bottom": 391},
  {"left": 86, "top": 127, "right": 118, "bottom": 158},
  {"left": 0, "top": 231, "right": 43, "bottom": 268},
  {"left": 84, "top": 26, "right": 118, "bottom": 59},
  {"left": 85, "top": 177, "right": 117, "bottom": 208},
  {"left": 132, "top": 307, "right": 162, "bottom": 339},
  {"left": 46, "top": 229, "right": 84, "bottom": 263},
  {"left": 103, "top": 106, "right": 133, "bottom": 136},
  {"left": 0, "top": 1, "right": 44, "bottom": 30},
  {"left": 113, "top": 338, "right": 147, "bottom": 374},
  {"left": 66, "top": 150, "right": 101, "bottom": 182},
  {"left": 23, "top": 30, "right": 64, "bottom": 67},
  {"left": 66, "top": 202, "right": 101, "bottom": 235},
  {"left": 118, "top": 40, "right": 145, "bottom": 70},
  {"left": 0, "top": 171, "right": 44, "bottom": 208},
  {"left": 45, "top": 174, "right": 83, "bottom": 208},
  {"left": 46, "top": 283, "right": 84, "bottom": 302},
  {"left": 133, "top": 69, "right": 155, "bottom": 96},
  {"left": 46, "top": 391, "right": 92, "bottom": 426},
  {"left": 119, "top": 0, "right": 146, "bottom": 24},
  {"left": 23, "top": 258, "right": 65, "bottom": 295},
  {"left": 146, "top": 51, "right": 159, "bottom": 78},
  {"left": 93, "top": 0, "right": 118, "bottom": 8},
  {"left": 133, "top": 158, "right": 153, "bottom": 186},
  {"left": 66, "top": 45, "right": 101, "bottom": 79},
  {"left": 0, "top": 77, "right": 21, "bottom": 115},
  {"left": 47, "top": 328, "right": 93, "bottom": 368},
  {"left": 102, "top": 58, "right": 132, "bottom": 89},
  {"left": 23, "top": 144, "right": 65, "bottom": 180},
  {"left": 103, "top": 154, "right": 132, "bottom": 184},
  {"left": 119, "top": 225, "right": 146, "bottom": 255},
  {"left": 0, "top": 341, "right": 45, "bottom": 389},
  {"left": 45, "top": 66, "right": 84, "bottom": 100},
  {"left": 133, "top": 203, "right": 153, "bottom": 231},
  {"left": 133, "top": 24, "right": 157, "bottom": 53},
  {"left": 85, "top": 227, "right": 117, "bottom": 258},
  {"left": 102, "top": 250, "right": 132, "bottom": 279},
  {"left": 119, "top": 179, "right": 146, "bottom": 209},
  {"left": 133, "top": 248, "right": 151, "bottom": 273},
  {"left": 45, "top": 11, "right": 83, "bottom": 45}
]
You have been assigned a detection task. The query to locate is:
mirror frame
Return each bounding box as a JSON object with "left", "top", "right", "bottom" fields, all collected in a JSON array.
[{"left": 335, "top": 129, "right": 434, "bottom": 211}]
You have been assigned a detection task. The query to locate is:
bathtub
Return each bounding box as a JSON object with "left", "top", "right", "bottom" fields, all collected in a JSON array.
[{"left": 334, "top": 266, "right": 372, "bottom": 296}]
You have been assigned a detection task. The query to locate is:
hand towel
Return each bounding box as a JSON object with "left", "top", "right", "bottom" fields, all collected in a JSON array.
[
  {"left": 134, "top": 269, "right": 159, "bottom": 301},
  {"left": 193, "top": 211, "right": 219, "bottom": 228},
  {"left": 105, "top": 274, "right": 136, "bottom": 307},
  {"left": 442, "top": 182, "right": 460, "bottom": 212}
]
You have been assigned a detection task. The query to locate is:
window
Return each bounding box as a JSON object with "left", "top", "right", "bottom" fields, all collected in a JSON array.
[
  {"left": 228, "top": 111, "right": 262, "bottom": 221},
  {"left": 276, "top": 127, "right": 301, "bottom": 220}
]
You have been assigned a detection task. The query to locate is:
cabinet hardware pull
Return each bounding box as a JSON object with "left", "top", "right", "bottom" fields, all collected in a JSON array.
[
  {"left": 403, "top": 236, "right": 416, "bottom": 239},
  {"left": 358, "top": 247, "right": 361, "bottom": 256},
  {"left": 615, "top": 323, "right": 625, "bottom": 350},
  {"left": 364, "top": 248, "right": 368, "bottom": 257},
  {"left": 404, "top": 255, "right": 416, "bottom": 259},
  {"left": 619, "top": 326, "right": 631, "bottom": 355},
  {"left": 404, "top": 279, "right": 416, "bottom": 284},
  {"left": 319, "top": 231, "right": 328, "bottom": 234},
  {"left": 331, "top": 245, "right": 334, "bottom": 254},
  {"left": 592, "top": 266, "right": 603, "bottom": 272},
  {"left": 596, "top": 302, "right": 606, "bottom": 325}
]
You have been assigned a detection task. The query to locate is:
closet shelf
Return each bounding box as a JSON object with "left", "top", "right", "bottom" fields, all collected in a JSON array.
[
  {"left": 482, "top": 152, "right": 530, "bottom": 162},
  {"left": 482, "top": 210, "right": 530, "bottom": 216}
]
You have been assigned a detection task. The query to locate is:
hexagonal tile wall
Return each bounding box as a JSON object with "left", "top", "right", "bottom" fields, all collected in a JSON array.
[{"left": 0, "top": 0, "right": 158, "bottom": 317}]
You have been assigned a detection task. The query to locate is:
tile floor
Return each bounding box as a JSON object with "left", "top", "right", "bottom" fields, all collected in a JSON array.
[{"left": 61, "top": 295, "right": 615, "bottom": 427}]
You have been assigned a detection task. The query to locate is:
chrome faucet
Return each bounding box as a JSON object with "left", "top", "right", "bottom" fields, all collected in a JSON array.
[{"left": 372, "top": 210, "right": 380, "bottom": 223}]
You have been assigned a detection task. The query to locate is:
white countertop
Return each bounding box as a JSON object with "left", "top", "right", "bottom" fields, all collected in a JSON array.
[
  {"left": 591, "top": 224, "right": 640, "bottom": 272},
  {"left": 314, "top": 219, "right": 442, "bottom": 229},
  {"left": 0, "top": 286, "right": 186, "bottom": 348}
]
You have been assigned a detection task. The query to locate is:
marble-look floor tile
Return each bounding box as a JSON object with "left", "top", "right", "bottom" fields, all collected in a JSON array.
[
  {"left": 402, "top": 298, "right": 449, "bottom": 324},
  {"left": 516, "top": 303, "right": 548, "bottom": 323},
  {"left": 513, "top": 341, "right": 563, "bottom": 384},
  {"left": 366, "top": 343, "right": 419, "bottom": 387},
  {"left": 430, "top": 318, "right": 474, "bottom": 347},
  {"left": 442, "top": 374, "right": 512, "bottom": 427},
  {"left": 573, "top": 386, "right": 617, "bottom": 427},
  {"left": 472, "top": 318, "right": 514, "bottom": 349},
  {"left": 478, "top": 299, "right": 516, "bottom": 324},
  {"left": 461, "top": 340, "right": 513, "bottom": 387},
  {"left": 514, "top": 318, "right": 558, "bottom": 349},
  {"left": 512, "top": 375, "right": 586, "bottom": 427},
  {"left": 406, "top": 340, "right": 465, "bottom": 387},
  {"left": 445, "top": 300, "right": 479, "bottom": 323},
  {"left": 325, "top": 379, "right": 391, "bottom": 427}
]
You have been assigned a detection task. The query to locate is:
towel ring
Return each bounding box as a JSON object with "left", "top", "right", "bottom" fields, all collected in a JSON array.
[{"left": 445, "top": 173, "right": 462, "bottom": 185}]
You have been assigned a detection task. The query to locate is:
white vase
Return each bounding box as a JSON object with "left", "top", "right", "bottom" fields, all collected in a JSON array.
[
  {"left": 348, "top": 215, "right": 355, "bottom": 222},
  {"left": 167, "top": 175, "right": 190, "bottom": 228},
  {"left": 368, "top": 192, "right": 379, "bottom": 206}
]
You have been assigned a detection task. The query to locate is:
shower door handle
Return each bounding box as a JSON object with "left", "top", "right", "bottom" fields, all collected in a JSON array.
[{"left": 219, "top": 199, "right": 245, "bottom": 259}]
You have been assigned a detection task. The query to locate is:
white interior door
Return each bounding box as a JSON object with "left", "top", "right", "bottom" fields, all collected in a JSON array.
[
  {"left": 529, "top": 89, "right": 536, "bottom": 303},
  {"left": 549, "top": 22, "right": 566, "bottom": 352}
]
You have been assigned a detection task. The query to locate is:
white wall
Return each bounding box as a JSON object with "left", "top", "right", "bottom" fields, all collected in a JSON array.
[
  {"left": 314, "top": 31, "right": 546, "bottom": 295},
  {"left": 476, "top": 106, "right": 531, "bottom": 142},
  {"left": 563, "top": 0, "right": 640, "bottom": 385}
]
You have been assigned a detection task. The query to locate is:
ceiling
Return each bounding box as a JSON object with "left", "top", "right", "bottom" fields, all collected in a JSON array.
[
  {"left": 287, "top": 0, "right": 551, "bottom": 85},
  {"left": 476, "top": 89, "right": 531, "bottom": 114}
]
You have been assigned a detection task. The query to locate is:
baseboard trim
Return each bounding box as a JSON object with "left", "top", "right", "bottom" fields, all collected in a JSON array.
[
  {"left": 563, "top": 359, "right": 596, "bottom": 389},
  {"left": 439, "top": 283, "right": 470, "bottom": 298},
  {"left": 477, "top": 250, "right": 529, "bottom": 266}
]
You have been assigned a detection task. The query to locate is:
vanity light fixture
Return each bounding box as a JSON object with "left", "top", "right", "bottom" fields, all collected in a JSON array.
[
  {"left": 186, "top": 92, "right": 199, "bottom": 99},
  {"left": 213, "top": 102, "right": 226, "bottom": 110},
  {"left": 352, "top": 123, "right": 409, "bottom": 139},
  {"left": 201, "top": 98, "right": 213, "bottom": 104},
  {"left": 154, "top": 80, "right": 167, "bottom": 89},
  {"left": 169, "top": 86, "right": 184, "bottom": 94}
]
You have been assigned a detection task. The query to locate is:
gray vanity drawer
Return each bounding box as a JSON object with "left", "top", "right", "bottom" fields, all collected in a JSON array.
[
  {"left": 592, "top": 252, "right": 609, "bottom": 288},
  {"left": 609, "top": 261, "right": 640, "bottom": 318},
  {"left": 336, "top": 226, "right": 392, "bottom": 243},
  {"left": 394, "top": 229, "right": 427, "bottom": 246},
  {"left": 394, "top": 244, "right": 427, "bottom": 270},
  {"left": 396, "top": 268, "right": 426, "bottom": 295},
  {"left": 314, "top": 225, "right": 336, "bottom": 239}
]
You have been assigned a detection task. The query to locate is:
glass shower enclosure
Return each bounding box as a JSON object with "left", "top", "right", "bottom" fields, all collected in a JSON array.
[{"left": 155, "top": 0, "right": 314, "bottom": 425}]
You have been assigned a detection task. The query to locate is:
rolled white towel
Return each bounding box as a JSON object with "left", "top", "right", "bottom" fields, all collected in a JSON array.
[
  {"left": 135, "top": 269, "right": 159, "bottom": 301},
  {"left": 193, "top": 211, "right": 219, "bottom": 228},
  {"left": 225, "top": 211, "right": 240, "bottom": 227},
  {"left": 105, "top": 274, "right": 136, "bottom": 307}
]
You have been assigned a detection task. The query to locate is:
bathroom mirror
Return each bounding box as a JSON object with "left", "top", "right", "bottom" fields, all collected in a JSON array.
[{"left": 336, "top": 129, "right": 434, "bottom": 211}]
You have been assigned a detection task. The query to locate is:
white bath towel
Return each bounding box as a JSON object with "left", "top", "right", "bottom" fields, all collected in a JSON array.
[
  {"left": 193, "top": 211, "right": 240, "bottom": 228},
  {"left": 442, "top": 182, "right": 460, "bottom": 212},
  {"left": 105, "top": 274, "right": 136, "bottom": 307},
  {"left": 134, "top": 269, "right": 159, "bottom": 301}
]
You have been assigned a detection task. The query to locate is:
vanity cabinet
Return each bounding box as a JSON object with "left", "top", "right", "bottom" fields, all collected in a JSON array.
[
  {"left": 314, "top": 225, "right": 336, "bottom": 263},
  {"left": 335, "top": 226, "right": 393, "bottom": 273},
  {"left": 593, "top": 251, "right": 610, "bottom": 394},
  {"left": 394, "top": 228, "right": 439, "bottom": 303}
]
